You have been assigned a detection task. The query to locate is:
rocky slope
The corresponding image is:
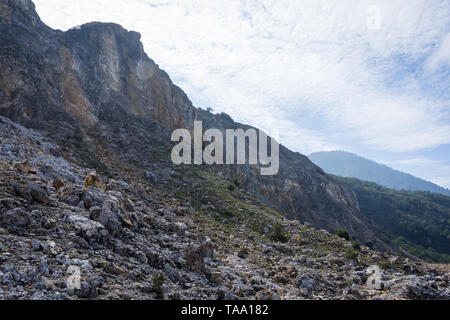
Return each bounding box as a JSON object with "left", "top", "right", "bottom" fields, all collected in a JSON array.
[
  {"left": 0, "top": 0, "right": 392, "bottom": 251},
  {"left": 0, "top": 115, "right": 448, "bottom": 300},
  {"left": 0, "top": 0, "right": 448, "bottom": 300}
]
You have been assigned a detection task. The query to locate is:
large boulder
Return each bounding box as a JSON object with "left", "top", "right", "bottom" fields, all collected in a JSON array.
[
  {"left": 68, "top": 214, "right": 109, "bottom": 245},
  {"left": 82, "top": 189, "right": 105, "bottom": 209},
  {"left": 11, "top": 182, "right": 49, "bottom": 205},
  {"left": 0, "top": 208, "right": 31, "bottom": 234},
  {"left": 184, "top": 238, "right": 215, "bottom": 273},
  {"left": 90, "top": 200, "right": 122, "bottom": 237}
]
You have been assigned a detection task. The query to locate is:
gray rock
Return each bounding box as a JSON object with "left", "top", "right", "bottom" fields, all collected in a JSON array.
[
  {"left": 297, "top": 275, "right": 315, "bottom": 295},
  {"left": 184, "top": 239, "right": 215, "bottom": 273},
  {"left": 163, "top": 263, "right": 182, "bottom": 284},
  {"left": 0, "top": 208, "right": 31, "bottom": 234},
  {"left": 31, "top": 239, "right": 41, "bottom": 251},
  {"left": 39, "top": 258, "right": 50, "bottom": 276},
  {"left": 232, "top": 282, "right": 255, "bottom": 297},
  {"left": 145, "top": 171, "right": 159, "bottom": 184},
  {"left": 56, "top": 254, "right": 70, "bottom": 266},
  {"left": 77, "top": 277, "right": 101, "bottom": 298},
  {"left": 82, "top": 190, "right": 105, "bottom": 209},
  {"left": 28, "top": 184, "right": 50, "bottom": 204},
  {"left": 90, "top": 200, "right": 122, "bottom": 237},
  {"left": 69, "top": 214, "right": 109, "bottom": 245},
  {"left": 62, "top": 194, "right": 80, "bottom": 206}
]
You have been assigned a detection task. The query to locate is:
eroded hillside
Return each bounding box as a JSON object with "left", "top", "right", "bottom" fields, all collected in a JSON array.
[
  {"left": 0, "top": 0, "right": 449, "bottom": 300},
  {"left": 0, "top": 0, "right": 392, "bottom": 250},
  {"left": 1, "top": 116, "right": 449, "bottom": 300}
]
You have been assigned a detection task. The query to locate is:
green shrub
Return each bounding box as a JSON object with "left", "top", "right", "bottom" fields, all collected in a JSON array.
[
  {"left": 352, "top": 241, "right": 361, "bottom": 251},
  {"left": 378, "top": 259, "right": 393, "bottom": 271},
  {"left": 335, "top": 229, "right": 350, "bottom": 241},
  {"left": 152, "top": 272, "right": 165, "bottom": 298},
  {"left": 271, "top": 223, "right": 289, "bottom": 243},
  {"left": 221, "top": 210, "right": 234, "bottom": 217},
  {"left": 227, "top": 184, "right": 236, "bottom": 192},
  {"left": 345, "top": 249, "right": 358, "bottom": 261},
  {"left": 336, "top": 176, "right": 450, "bottom": 263}
]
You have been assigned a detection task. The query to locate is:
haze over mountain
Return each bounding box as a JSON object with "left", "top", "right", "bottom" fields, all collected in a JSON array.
[{"left": 309, "top": 151, "right": 450, "bottom": 197}]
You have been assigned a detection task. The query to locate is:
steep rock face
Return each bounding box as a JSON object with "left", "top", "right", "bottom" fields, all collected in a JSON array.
[
  {"left": 0, "top": 0, "right": 195, "bottom": 136},
  {"left": 0, "top": 0, "right": 392, "bottom": 251}
]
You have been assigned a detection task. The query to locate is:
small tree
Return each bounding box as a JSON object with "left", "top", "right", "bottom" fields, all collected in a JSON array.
[
  {"left": 352, "top": 241, "right": 361, "bottom": 251},
  {"left": 335, "top": 229, "right": 350, "bottom": 241},
  {"left": 345, "top": 249, "right": 358, "bottom": 261},
  {"left": 152, "top": 272, "right": 165, "bottom": 298},
  {"left": 271, "top": 223, "right": 289, "bottom": 243}
]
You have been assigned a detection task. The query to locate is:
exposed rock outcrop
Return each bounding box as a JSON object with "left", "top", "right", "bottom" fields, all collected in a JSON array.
[
  {"left": 0, "top": 115, "right": 449, "bottom": 300},
  {"left": 0, "top": 0, "right": 391, "bottom": 251}
]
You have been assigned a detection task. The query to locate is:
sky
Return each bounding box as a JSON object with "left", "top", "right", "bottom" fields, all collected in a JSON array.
[{"left": 33, "top": 0, "right": 450, "bottom": 188}]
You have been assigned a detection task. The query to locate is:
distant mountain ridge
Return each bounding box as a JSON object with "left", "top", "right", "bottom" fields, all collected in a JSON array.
[{"left": 309, "top": 151, "right": 450, "bottom": 197}]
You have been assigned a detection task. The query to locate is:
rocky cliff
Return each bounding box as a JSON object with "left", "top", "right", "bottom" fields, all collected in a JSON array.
[
  {"left": 0, "top": 0, "right": 392, "bottom": 251},
  {"left": 0, "top": 0, "right": 449, "bottom": 300}
]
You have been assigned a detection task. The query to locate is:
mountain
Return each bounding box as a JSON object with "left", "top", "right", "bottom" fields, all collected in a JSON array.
[
  {"left": 0, "top": 0, "right": 449, "bottom": 300},
  {"left": 0, "top": 0, "right": 392, "bottom": 251},
  {"left": 309, "top": 151, "right": 450, "bottom": 196},
  {"left": 335, "top": 176, "right": 450, "bottom": 263}
]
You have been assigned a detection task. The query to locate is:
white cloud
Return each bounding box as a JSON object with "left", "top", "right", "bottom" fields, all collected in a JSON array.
[{"left": 425, "top": 33, "right": 450, "bottom": 72}]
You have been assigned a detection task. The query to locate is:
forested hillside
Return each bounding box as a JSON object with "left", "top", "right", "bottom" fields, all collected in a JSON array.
[{"left": 336, "top": 176, "right": 450, "bottom": 263}]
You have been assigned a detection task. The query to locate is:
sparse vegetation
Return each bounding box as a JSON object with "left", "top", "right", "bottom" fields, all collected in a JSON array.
[
  {"left": 352, "top": 241, "right": 361, "bottom": 251},
  {"left": 152, "top": 272, "right": 165, "bottom": 298},
  {"left": 378, "top": 259, "right": 394, "bottom": 271},
  {"left": 271, "top": 223, "right": 290, "bottom": 243},
  {"left": 335, "top": 229, "right": 350, "bottom": 241},
  {"left": 1, "top": 0, "right": 449, "bottom": 301},
  {"left": 336, "top": 176, "right": 450, "bottom": 263},
  {"left": 345, "top": 249, "right": 358, "bottom": 261}
]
